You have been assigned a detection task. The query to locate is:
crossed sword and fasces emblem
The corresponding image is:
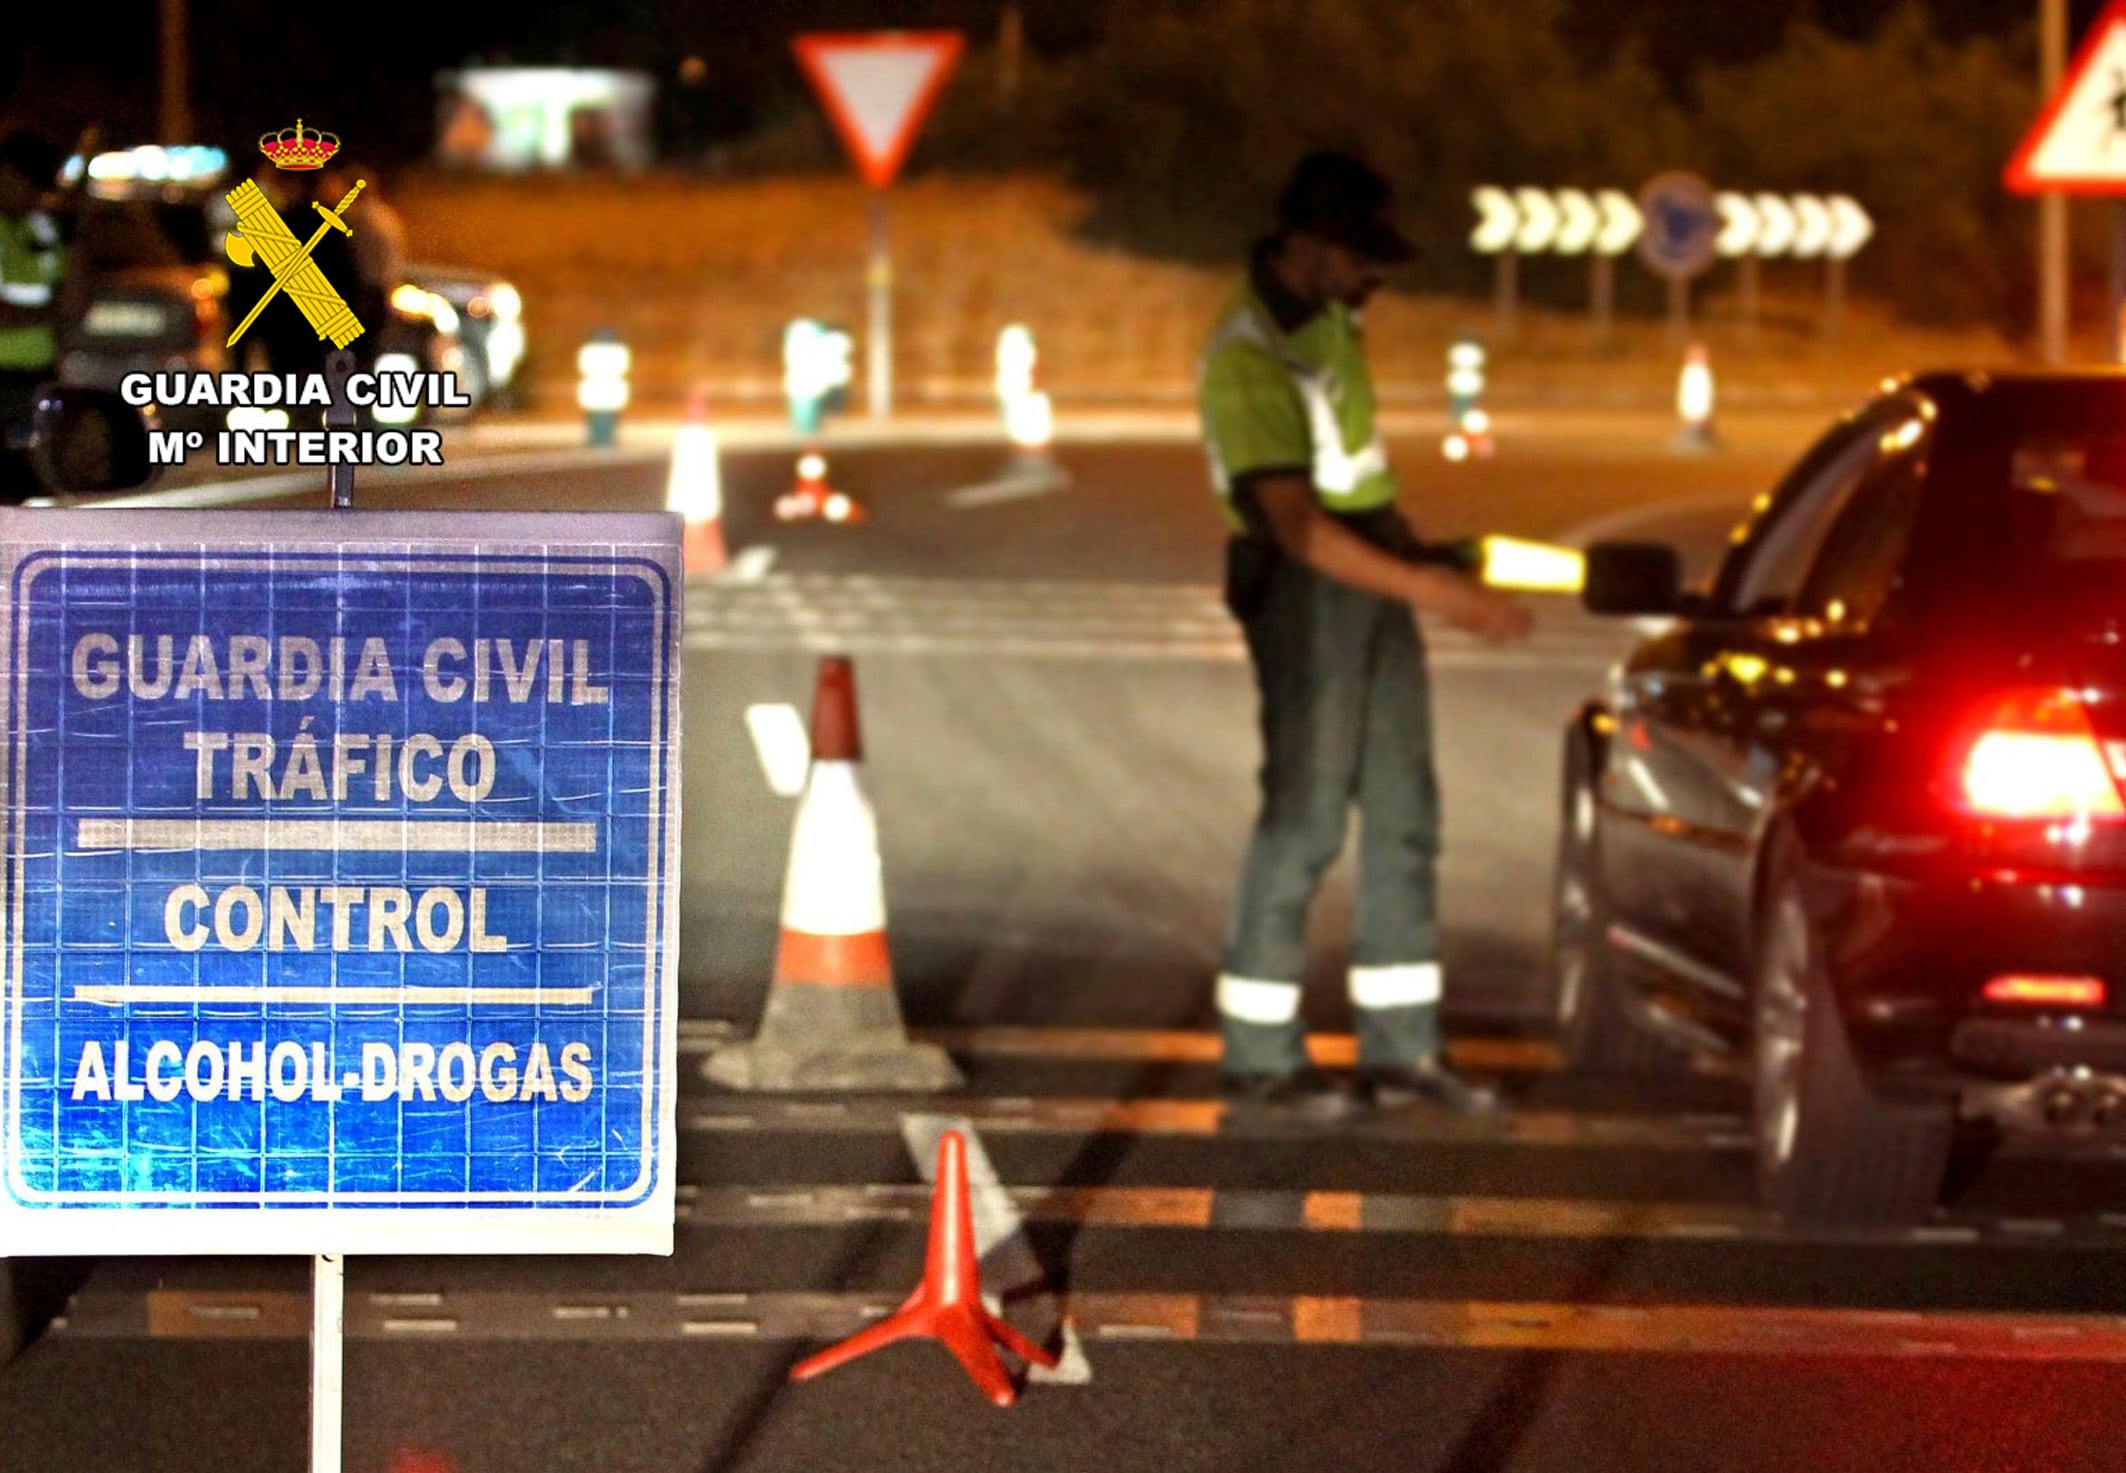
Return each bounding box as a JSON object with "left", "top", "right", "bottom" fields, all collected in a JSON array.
[{"left": 222, "top": 178, "right": 366, "bottom": 349}]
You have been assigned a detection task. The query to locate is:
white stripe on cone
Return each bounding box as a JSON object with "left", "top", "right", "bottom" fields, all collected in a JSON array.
[
  {"left": 1350, "top": 963, "right": 1442, "bottom": 1010},
  {"left": 666, "top": 421, "right": 724, "bottom": 523},
  {"left": 779, "top": 760, "right": 887, "bottom": 937},
  {"left": 1216, "top": 974, "right": 1301, "bottom": 1025}
]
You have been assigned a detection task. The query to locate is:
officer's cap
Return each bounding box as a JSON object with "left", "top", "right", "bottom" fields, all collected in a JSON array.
[{"left": 1275, "top": 150, "right": 1416, "bottom": 266}]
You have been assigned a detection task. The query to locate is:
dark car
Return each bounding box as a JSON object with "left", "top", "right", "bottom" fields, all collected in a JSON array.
[
  {"left": 1556, "top": 370, "right": 2126, "bottom": 1226},
  {"left": 401, "top": 262, "right": 527, "bottom": 409}
]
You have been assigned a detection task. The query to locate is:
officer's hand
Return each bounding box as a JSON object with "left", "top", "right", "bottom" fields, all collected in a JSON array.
[{"left": 1441, "top": 583, "right": 1533, "bottom": 643}]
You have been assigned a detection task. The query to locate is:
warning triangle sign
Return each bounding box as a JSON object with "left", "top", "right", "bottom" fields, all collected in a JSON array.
[
  {"left": 794, "top": 32, "right": 965, "bottom": 190},
  {"left": 2007, "top": 0, "right": 2126, "bottom": 195}
]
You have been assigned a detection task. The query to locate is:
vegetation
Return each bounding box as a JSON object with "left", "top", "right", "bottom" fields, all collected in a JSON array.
[{"left": 899, "top": 0, "right": 2089, "bottom": 331}]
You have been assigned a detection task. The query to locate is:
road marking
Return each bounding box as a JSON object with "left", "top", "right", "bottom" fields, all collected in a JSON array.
[
  {"left": 721, "top": 546, "right": 778, "bottom": 583},
  {"left": 682, "top": 573, "right": 1636, "bottom": 667},
  {"left": 675, "top": 1020, "right": 1727, "bottom": 1079},
  {"left": 672, "top": 1182, "right": 2123, "bottom": 1248},
  {"left": 902, "top": 1025, "right": 1565, "bottom": 1075},
  {"left": 945, "top": 468, "right": 1073, "bottom": 508},
  {"left": 91, "top": 1287, "right": 2126, "bottom": 1360},
  {"left": 680, "top": 1094, "right": 1747, "bottom": 1152},
  {"left": 742, "top": 702, "right": 811, "bottom": 797}
]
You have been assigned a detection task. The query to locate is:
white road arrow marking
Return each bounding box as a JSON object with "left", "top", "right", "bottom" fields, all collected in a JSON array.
[
  {"left": 1553, "top": 188, "right": 1599, "bottom": 254},
  {"left": 1471, "top": 185, "right": 1520, "bottom": 254},
  {"left": 1513, "top": 186, "right": 1561, "bottom": 253},
  {"left": 1714, "top": 192, "right": 1760, "bottom": 257},
  {"left": 1593, "top": 189, "right": 1642, "bottom": 255},
  {"left": 743, "top": 703, "right": 811, "bottom": 797},
  {"left": 1826, "top": 195, "right": 1874, "bottom": 259},
  {"left": 1752, "top": 192, "right": 1797, "bottom": 256},
  {"left": 1790, "top": 194, "right": 1834, "bottom": 258}
]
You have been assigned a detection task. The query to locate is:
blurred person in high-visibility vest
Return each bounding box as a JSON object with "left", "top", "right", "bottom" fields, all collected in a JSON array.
[
  {"left": 1199, "top": 150, "right": 1530, "bottom": 1117},
  {"left": 0, "top": 131, "right": 78, "bottom": 458}
]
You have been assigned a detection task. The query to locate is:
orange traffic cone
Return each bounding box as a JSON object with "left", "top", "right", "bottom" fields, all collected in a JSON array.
[
  {"left": 791, "top": 1130, "right": 1059, "bottom": 1405},
  {"left": 704, "top": 657, "right": 960, "bottom": 1093},
  {"left": 667, "top": 387, "right": 727, "bottom": 576}
]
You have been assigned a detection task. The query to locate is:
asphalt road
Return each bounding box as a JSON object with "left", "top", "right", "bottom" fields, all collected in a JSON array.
[{"left": 11, "top": 423, "right": 2126, "bottom": 1473}]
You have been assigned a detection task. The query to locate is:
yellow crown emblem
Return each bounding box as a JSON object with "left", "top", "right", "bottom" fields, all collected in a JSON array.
[{"left": 258, "top": 119, "right": 340, "bottom": 171}]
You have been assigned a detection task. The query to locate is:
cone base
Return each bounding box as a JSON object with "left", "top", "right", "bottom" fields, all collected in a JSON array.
[
  {"left": 703, "top": 1036, "right": 962, "bottom": 1093},
  {"left": 708, "top": 962, "right": 961, "bottom": 1092},
  {"left": 681, "top": 519, "right": 728, "bottom": 577},
  {"left": 789, "top": 1296, "right": 1055, "bottom": 1407}
]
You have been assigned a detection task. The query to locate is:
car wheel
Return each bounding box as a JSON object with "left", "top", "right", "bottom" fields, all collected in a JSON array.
[
  {"left": 1752, "top": 836, "right": 1952, "bottom": 1226},
  {"left": 1554, "top": 733, "right": 1686, "bottom": 1074}
]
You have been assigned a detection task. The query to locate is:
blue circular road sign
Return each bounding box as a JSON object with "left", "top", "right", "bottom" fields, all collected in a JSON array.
[{"left": 1635, "top": 172, "right": 1720, "bottom": 282}]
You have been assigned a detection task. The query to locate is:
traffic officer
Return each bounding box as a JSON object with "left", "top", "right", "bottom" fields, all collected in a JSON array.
[
  {"left": 1200, "top": 150, "right": 1530, "bottom": 1116},
  {"left": 0, "top": 130, "right": 73, "bottom": 457}
]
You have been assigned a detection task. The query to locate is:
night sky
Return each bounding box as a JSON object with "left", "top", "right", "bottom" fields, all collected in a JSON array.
[{"left": 0, "top": 0, "right": 2105, "bottom": 164}]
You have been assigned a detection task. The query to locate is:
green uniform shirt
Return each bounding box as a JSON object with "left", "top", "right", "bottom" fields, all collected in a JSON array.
[
  {"left": 0, "top": 209, "right": 63, "bottom": 370},
  {"left": 1198, "top": 268, "right": 1395, "bottom": 534}
]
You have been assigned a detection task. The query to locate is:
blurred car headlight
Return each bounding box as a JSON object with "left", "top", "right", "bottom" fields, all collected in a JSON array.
[{"left": 488, "top": 283, "right": 522, "bottom": 321}]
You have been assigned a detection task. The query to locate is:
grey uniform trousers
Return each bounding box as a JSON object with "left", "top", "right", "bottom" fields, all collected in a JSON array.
[{"left": 1221, "top": 545, "right": 1445, "bottom": 1075}]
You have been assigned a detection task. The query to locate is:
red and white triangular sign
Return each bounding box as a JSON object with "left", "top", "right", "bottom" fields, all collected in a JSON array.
[
  {"left": 2007, "top": 0, "right": 2126, "bottom": 195},
  {"left": 794, "top": 31, "right": 964, "bottom": 190}
]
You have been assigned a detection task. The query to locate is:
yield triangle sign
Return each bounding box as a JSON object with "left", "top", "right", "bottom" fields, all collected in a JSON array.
[
  {"left": 2007, "top": 0, "right": 2126, "bottom": 195},
  {"left": 794, "top": 31, "right": 964, "bottom": 189}
]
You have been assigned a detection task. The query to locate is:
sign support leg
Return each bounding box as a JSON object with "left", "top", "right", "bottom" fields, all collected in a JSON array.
[
  {"left": 1494, "top": 250, "right": 1518, "bottom": 340},
  {"left": 2039, "top": 0, "right": 2069, "bottom": 365},
  {"left": 1589, "top": 256, "right": 1613, "bottom": 348},
  {"left": 1823, "top": 258, "right": 1844, "bottom": 342},
  {"left": 324, "top": 349, "right": 357, "bottom": 510},
  {"left": 1667, "top": 277, "right": 1689, "bottom": 342},
  {"left": 311, "top": 1252, "right": 344, "bottom": 1473},
  {"left": 2110, "top": 200, "right": 2126, "bottom": 364},
  {"left": 867, "top": 190, "right": 893, "bottom": 421},
  {"left": 1739, "top": 257, "right": 1761, "bottom": 346}
]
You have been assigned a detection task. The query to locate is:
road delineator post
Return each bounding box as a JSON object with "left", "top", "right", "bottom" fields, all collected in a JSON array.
[
  {"left": 790, "top": 1129, "right": 1059, "bottom": 1405},
  {"left": 666, "top": 387, "right": 727, "bottom": 576},
  {"left": 705, "top": 657, "right": 961, "bottom": 1093},
  {"left": 1673, "top": 341, "right": 1717, "bottom": 453}
]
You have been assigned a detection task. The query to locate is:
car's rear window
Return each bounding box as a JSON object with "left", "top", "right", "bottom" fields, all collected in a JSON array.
[{"left": 2008, "top": 437, "right": 2126, "bottom": 567}]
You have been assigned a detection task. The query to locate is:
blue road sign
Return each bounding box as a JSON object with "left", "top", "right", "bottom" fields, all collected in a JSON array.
[
  {"left": 1635, "top": 172, "right": 1720, "bottom": 282},
  {"left": 0, "top": 511, "right": 681, "bottom": 1255}
]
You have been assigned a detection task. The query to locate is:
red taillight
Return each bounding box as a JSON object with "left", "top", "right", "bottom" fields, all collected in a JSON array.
[
  {"left": 1950, "top": 688, "right": 2126, "bottom": 821},
  {"left": 1983, "top": 975, "right": 2108, "bottom": 1008}
]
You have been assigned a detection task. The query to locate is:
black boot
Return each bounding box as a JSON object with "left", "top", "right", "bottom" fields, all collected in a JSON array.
[
  {"left": 1354, "top": 1058, "right": 1499, "bottom": 1115},
  {"left": 1219, "top": 1065, "right": 1353, "bottom": 1120}
]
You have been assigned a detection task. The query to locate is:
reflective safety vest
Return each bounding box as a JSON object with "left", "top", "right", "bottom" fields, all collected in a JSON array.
[
  {"left": 1198, "top": 278, "right": 1394, "bottom": 533},
  {"left": 0, "top": 210, "right": 63, "bottom": 371}
]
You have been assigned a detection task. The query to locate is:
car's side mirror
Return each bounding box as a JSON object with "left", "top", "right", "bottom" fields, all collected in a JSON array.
[
  {"left": 1582, "top": 541, "right": 1683, "bottom": 616},
  {"left": 31, "top": 389, "right": 160, "bottom": 497}
]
